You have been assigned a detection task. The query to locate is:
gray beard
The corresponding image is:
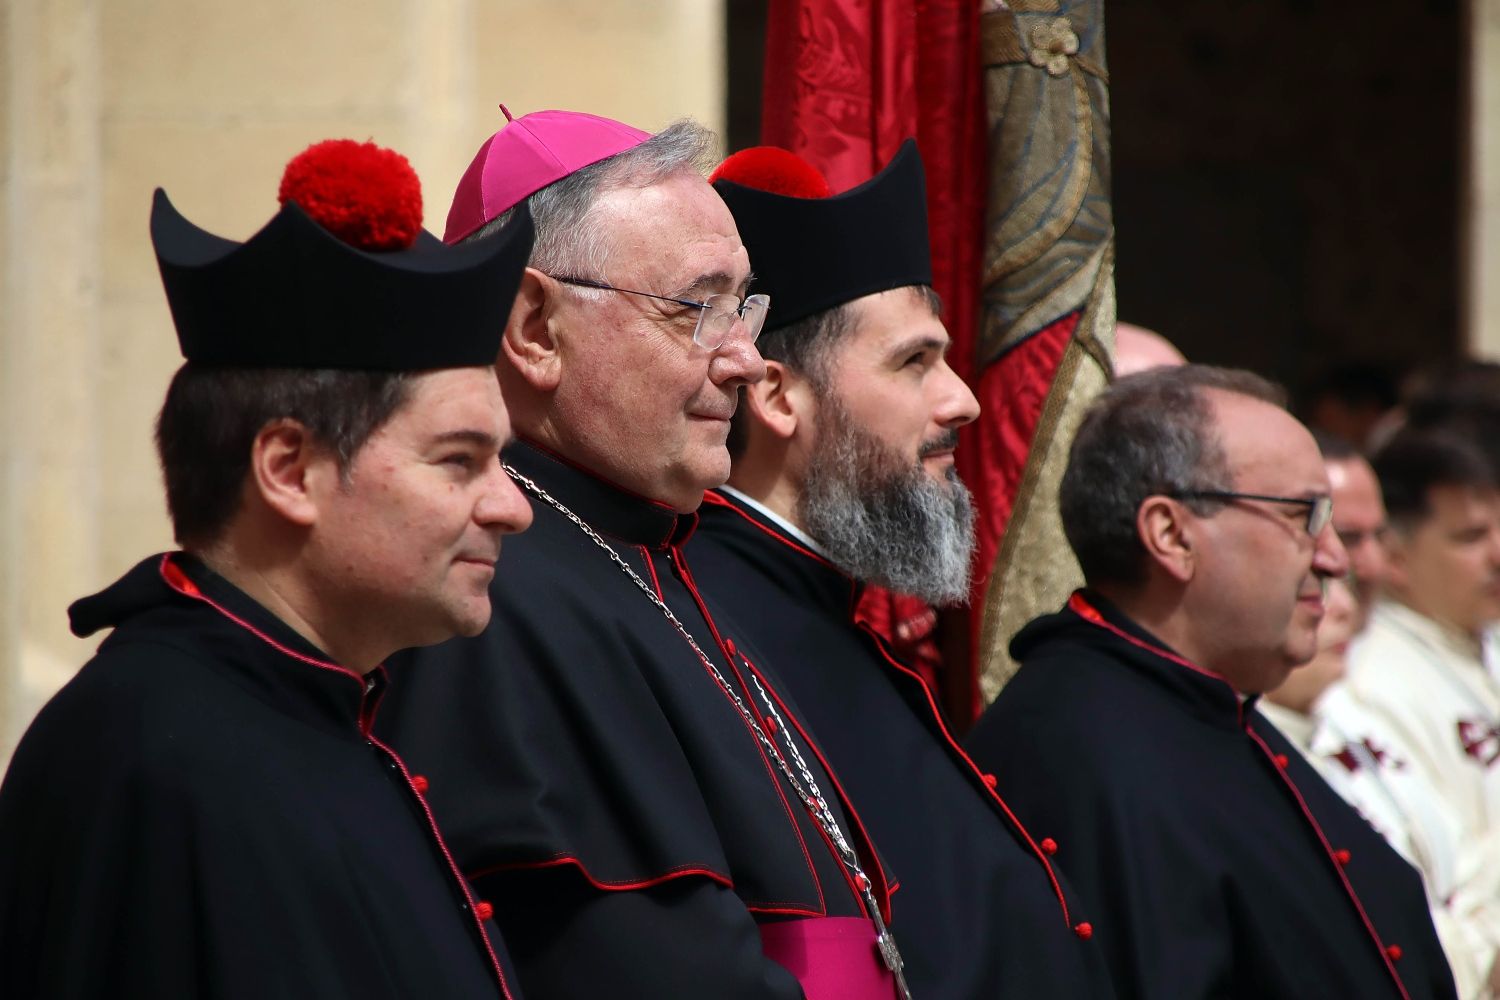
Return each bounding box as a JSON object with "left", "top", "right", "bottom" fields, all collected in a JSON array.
[{"left": 796, "top": 402, "right": 976, "bottom": 606}]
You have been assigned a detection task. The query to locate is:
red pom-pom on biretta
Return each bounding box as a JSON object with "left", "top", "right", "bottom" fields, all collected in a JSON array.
[
  {"left": 278, "top": 139, "right": 423, "bottom": 252},
  {"left": 709, "top": 146, "right": 832, "bottom": 199}
]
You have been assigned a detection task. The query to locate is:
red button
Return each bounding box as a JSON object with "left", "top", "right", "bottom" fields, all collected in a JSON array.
[
  {"left": 411, "top": 775, "right": 429, "bottom": 794},
  {"left": 724, "top": 638, "right": 737, "bottom": 658},
  {"left": 1333, "top": 849, "right": 1351, "bottom": 866},
  {"left": 1273, "top": 754, "right": 1290, "bottom": 769},
  {"left": 474, "top": 900, "right": 494, "bottom": 920},
  {"left": 1385, "top": 944, "right": 1402, "bottom": 961},
  {"left": 981, "top": 773, "right": 998, "bottom": 789},
  {"left": 1074, "top": 922, "right": 1093, "bottom": 940},
  {"left": 764, "top": 715, "right": 778, "bottom": 734},
  {"left": 1040, "top": 838, "right": 1058, "bottom": 855}
]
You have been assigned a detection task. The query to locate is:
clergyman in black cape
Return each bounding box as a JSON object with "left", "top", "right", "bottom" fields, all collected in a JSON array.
[{"left": 0, "top": 138, "right": 535, "bottom": 998}]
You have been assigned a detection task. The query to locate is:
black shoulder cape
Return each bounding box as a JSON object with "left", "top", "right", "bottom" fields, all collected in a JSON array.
[
  {"left": 688, "top": 489, "right": 1118, "bottom": 998},
  {"left": 967, "top": 592, "right": 1457, "bottom": 1000},
  {"left": 0, "top": 553, "right": 520, "bottom": 999},
  {"left": 377, "top": 442, "right": 895, "bottom": 999}
]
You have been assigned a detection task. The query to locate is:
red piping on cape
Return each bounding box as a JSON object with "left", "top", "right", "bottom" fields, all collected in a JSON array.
[
  {"left": 857, "top": 621, "right": 1075, "bottom": 927},
  {"left": 156, "top": 554, "right": 517, "bottom": 1000},
  {"left": 669, "top": 544, "right": 829, "bottom": 915},
  {"left": 740, "top": 652, "right": 898, "bottom": 925},
  {"left": 1246, "top": 727, "right": 1413, "bottom": 1000},
  {"left": 1068, "top": 592, "right": 1245, "bottom": 728},
  {"left": 639, "top": 545, "right": 666, "bottom": 602},
  {"left": 468, "top": 855, "right": 828, "bottom": 918},
  {"left": 1068, "top": 584, "right": 1408, "bottom": 996},
  {"left": 700, "top": 490, "right": 843, "bottom": 572}
]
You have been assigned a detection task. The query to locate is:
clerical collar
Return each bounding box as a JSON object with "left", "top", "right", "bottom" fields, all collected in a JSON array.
[
  {"left": 507, "top": 439, "right": 696, "bottom": 549},
  {"left": 718, "top": 485, "right": 833, "bottom": 559},
  {"left": 69, "top": 552, "right": 383, "bottom": 736}
]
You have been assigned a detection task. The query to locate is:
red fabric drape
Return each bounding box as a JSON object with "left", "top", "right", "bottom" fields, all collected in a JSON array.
[{"left": 761, "top": 0, "right": 987, "bottom": 708}]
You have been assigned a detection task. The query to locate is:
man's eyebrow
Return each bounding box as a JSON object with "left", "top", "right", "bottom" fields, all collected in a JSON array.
[
  {"left": 886, "top": 333, "right": 949, "bottom": 362},
  {"left": 431, "top": 428, "right": 503, "bottom": 449},
  {"left": 674, "top": 270, "right": 755, "bottom": 300}
]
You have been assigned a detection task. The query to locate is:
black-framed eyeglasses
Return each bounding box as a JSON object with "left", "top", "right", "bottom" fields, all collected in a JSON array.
[
  {"left": 548, "top": 275, "right": 770, "bottom": 350},
  {"left": 1172, "top": 490, "right": 1334, "bottom": 537}
]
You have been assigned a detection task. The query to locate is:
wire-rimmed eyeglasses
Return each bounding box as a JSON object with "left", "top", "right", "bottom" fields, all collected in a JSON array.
[
  {"left": 549, "top": 275, "right": 770, "bottom": 350},
  {"left": 1172, "top": 490, "right": 1335, "bottom": 537}
]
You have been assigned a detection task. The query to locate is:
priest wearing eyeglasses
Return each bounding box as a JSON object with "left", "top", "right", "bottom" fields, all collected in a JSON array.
[
  {"left": 966, "top": 364, "right": 1458, "bottom": 1000},
  {"left": 376, "top": 108, "right": 907, "bottom": 999}
]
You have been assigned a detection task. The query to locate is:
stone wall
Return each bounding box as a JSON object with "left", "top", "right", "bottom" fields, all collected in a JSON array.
[{"left": 0, "top": 0, "right": 724, "bottom": 763}]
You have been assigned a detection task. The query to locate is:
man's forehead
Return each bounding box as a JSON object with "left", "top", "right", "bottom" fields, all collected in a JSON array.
[
  {"left": 1211, "top": 391, "right": 1326, "bottom": 486},
  {"left": 1327, "top": 456, "right": 1379, "bottom": 496},
  {"left": 594, "top": 176, "right": 749, "bottom": 287},
  {"left": 845, "top": 287, "right": 949, "bottom": 348}
]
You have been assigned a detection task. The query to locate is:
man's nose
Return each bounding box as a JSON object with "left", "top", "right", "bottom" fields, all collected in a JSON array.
[
  {"left": 933, "top": 361, "right": 979, "bottom": 429},
  {"left": 1313, "top": 521, "right": 1350, "bottom": 578},
  {"left": 710, "top": 328, "right": 766, "bottom": 388},
  {"left": 478, "top": 459, "right": 534, "bottom": 536}
]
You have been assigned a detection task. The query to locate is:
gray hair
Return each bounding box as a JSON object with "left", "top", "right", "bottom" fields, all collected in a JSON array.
[
  {"left": 1059, "top": 363, "right": 1286, "bottom": 586},
  {"left": 464, "top": 119, "right": 716, "bottom": 284}
]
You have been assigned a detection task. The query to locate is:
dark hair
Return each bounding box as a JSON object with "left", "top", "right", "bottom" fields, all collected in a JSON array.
[
  {"left": 1371, "top": 428, "right": 1496, "bottom": 532},
  {"left": 155, "top": 364, "right": 413, "bottom": 546},
  {"left": 1401, "top": 358, "right": 1500, "bottom": 479},
  {"left": 727, "top": 285, "right": 942, "bottom": 458},
  {"left": 1311, "top": 428, "right": 1361, "bottom": 462},
  {"left": 1059, "top": 364, "right": 1286, "bottom": 586},
  {"left": 1301, "top": 362, "right": 1398, "bottom": 412}
]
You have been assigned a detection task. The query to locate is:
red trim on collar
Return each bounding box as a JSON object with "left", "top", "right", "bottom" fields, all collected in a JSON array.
[
  {"left": 857, "top": 621, "right": 1076, "bottom": 929},
  {"left": 701, "top": 489, "right": 846, "bottom": 575},
  {"left": 1245, "top": 727, "right": 1413, "bottom": 999},
  {"left": 158, "top": 554, "right": 366, "bottom": 688},
  {"left": 1067, "top": 592, "right": 1244, "bottom": 727},
  {"left": 159, "top": 555, "right": 516, "bottom": 998}
]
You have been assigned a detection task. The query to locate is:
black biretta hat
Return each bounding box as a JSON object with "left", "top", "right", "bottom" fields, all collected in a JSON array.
[
  {"left": 712, "top": 138, "right": 931, "bottom": 334},
  {"left": 151, "top": 139, "right": 534, "bottom": 371}
]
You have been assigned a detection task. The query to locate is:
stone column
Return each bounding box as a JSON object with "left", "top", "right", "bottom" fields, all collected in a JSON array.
[
  {"left": 1467, "top": 0, "right": 1500, "bottom": 359},
  {"left": 2, "top": 0, "right": 104, "bottom": 763}
]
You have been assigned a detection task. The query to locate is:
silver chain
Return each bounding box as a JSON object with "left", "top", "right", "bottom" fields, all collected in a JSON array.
[{"left": 505, "top": 463, "right": 910, "bottom": 998}]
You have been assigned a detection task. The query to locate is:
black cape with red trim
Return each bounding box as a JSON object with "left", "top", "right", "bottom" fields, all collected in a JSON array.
[
  {"left": 687, "top": 489, "right": 1118, "bottom": 998},
  {"left": 375, "top": 441, "right": 894, "bottom": 999},
  {"left": 0, "top": 553, "right": 520, "bottom": 999},
  {"left": 967, "top": 592, "right": 1457, "bottom": 1000}
]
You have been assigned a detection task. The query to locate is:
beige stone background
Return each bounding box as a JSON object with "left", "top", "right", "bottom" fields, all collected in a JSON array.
[{"left": 0, "top": 0, "right": 725, "bottom": 763}]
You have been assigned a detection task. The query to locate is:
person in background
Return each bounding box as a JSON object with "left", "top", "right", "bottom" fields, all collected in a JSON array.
[
  {"left": 1113, "top": 321, "right": 1186, "bottom": 377},
  {"left": 1312, "top": 430, "right": 1391, "bottom": 628},
  {"left": 1265, "top": 578, "right": 1500, "bottom": 999},
  {"left": 1346, "top": 430, "right": 1500, "bottom": 890}
]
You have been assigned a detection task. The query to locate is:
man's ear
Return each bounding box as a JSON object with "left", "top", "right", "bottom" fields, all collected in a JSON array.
[
  {"left": 249, "top": 419, "right": 334, "bottom": 528},
  {"left": 1138, "top": 495, "right": 1195, "bottom": 584},
  {"left": 1382, "top": 527, "right": 1412, "bottom": 591},
  {"left": 742, "top": 361, "right": 808, "bottom": 441},
  {"left": 501, "top": 268, "right": 562, "bottom": 391}
]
